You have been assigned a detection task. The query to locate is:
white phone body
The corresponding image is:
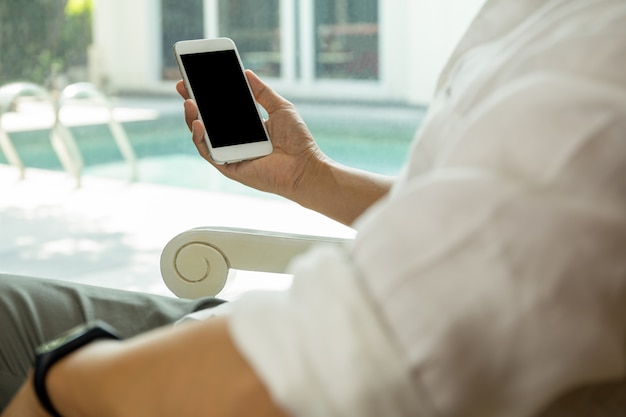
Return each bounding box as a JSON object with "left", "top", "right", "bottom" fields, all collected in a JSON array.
[{"left": 173, "top": 38, "right": 273, "bottom": 164}]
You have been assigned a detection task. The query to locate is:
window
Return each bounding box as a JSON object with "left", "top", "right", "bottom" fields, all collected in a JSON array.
[
  {"left": 315, "top": 0, "right": 378, "bottom": 80},
  {"left": 165, "top": 0, "right": 380, "bottom": 83},
  {"left": 161, "top": 0, "right": 204, "bottom": 80},
  {"left": 218, "top": 0, "right": 281, "bottom": 77}
]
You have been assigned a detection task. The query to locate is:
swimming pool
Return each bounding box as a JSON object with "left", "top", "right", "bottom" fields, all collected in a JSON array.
[{"left": 1, "top": 97, "right": 425, "bottom": 199}]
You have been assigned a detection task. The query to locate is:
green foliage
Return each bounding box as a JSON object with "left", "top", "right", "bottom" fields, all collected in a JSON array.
[
  {"left": 66, "top": 0, "right": 92, "bottom": 16},
  {"left": 0, "top": 0, "right": 92, "bottom": 86},
  {"left": 61, "top": 0, "right": 93, "bottom": 69}
]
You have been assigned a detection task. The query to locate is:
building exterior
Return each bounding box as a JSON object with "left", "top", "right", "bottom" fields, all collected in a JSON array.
[{"left": 91, "top": 0, "right": 485, "bottom": 105}]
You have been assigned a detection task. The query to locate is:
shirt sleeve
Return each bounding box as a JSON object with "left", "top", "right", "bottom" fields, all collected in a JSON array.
[{"left": 228, "top": 245, "right": 433, "bottom": 417}]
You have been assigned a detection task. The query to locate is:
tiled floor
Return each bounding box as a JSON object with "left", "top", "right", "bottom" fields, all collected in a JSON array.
[{"left": 0, "top": 164, "right": 354, "bottom": 298}]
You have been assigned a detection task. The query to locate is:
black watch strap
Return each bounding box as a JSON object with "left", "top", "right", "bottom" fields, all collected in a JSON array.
[{"left": 33, "top": 321, "right": 121, "bottom": 417}]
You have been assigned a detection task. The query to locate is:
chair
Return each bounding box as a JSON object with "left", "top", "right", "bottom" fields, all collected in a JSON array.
[
  {"left": 160, "top": 226, "right": 351, "bottom": 299},
  {"left": 159, "top": 226, "right": 626, "bottom": 416}
]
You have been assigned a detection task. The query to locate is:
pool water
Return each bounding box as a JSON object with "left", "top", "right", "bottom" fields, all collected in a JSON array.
[{"left": 1, "top": 100, "right": 426, "bottom": 199}]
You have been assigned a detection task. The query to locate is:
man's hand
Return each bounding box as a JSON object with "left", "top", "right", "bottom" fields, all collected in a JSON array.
[
  {"left": 177, "top": 70, "right": 393, "bottom": 225},
  {"left": 176, "top": 70, "right": 327, "bottom": 205}
]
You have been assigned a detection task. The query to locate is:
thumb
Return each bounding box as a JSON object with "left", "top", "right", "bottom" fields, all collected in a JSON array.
[{"left": 245, "top": 70, "right": 289, "bottom": 114}]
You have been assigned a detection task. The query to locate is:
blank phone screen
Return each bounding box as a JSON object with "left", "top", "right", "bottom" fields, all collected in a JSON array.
[{"left": 180, "top": 50, "right": 267, "bottom": 148}]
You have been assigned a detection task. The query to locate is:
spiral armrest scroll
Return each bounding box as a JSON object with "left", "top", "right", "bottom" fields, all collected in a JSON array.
[
  {"left": 160, "top": 232, "right": 230, "bottom": 299},
  {"left": 161, "top": 227, "right": 353, "bottom": 299}
]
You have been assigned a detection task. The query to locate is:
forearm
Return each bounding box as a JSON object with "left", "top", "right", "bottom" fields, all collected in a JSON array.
[
  {"left": 46, "top": 318, "right": 285, "bottom": 417},
  {"left": 293, "top": 159, "right": 394, "bottom": 226}
]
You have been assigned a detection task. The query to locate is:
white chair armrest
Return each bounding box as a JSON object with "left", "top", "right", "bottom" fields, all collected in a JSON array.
[{"left": 160, "top": 226, "right": 352, "bottom": 299}]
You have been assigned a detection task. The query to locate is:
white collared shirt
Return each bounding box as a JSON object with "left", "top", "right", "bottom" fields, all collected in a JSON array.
[{"left": 227, "top": 1, "right": 626, "bottom": 416}]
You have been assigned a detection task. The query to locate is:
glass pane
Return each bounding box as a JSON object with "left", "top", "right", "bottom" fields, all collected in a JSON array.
[
  {"left": 161, "top": 0, "right": 204, "bottom": 80},
  {"left": 315, "top": 0, "right": 379, "bottom": 80},
  {"left": 218, "top": 0, "right": 281, "bottom": 77}
]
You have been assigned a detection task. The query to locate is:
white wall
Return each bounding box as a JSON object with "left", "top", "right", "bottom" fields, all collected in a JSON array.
[
  {"left": 383, "top": 0, "right": 486, "bottom": 104},
  {"left": 91, "top": 0, "right": 162, "bottom": 92}
]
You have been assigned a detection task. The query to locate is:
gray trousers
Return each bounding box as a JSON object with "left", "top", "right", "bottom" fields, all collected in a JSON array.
[{"left": 0, "top": 273, "right": 223, "bottom": 411}]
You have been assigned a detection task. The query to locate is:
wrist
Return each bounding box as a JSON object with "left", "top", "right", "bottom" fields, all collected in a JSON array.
[
  {"left": 7, "top": 372, "right": 52, "bottom": 417},
  {"left": 46, "top": 340, "right": 123, "bottom": 417},
  {"left": 296, "top": 158, "right": 393, "bottom": 225},
  {"left": 33, "top": 321, "right": 121, "bottom": 417},
  {"left": 285, "top": 152, "right": 330, "bottom": 205}
]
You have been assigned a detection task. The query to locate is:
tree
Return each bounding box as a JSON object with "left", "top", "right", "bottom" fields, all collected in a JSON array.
[{"left": 0, "top": 0, "right": 92, "bottom": 87}]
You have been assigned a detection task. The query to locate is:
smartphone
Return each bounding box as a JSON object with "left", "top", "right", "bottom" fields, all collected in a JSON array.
[{"left": 173, "top": 37, "right": 273, "bottom": 164}]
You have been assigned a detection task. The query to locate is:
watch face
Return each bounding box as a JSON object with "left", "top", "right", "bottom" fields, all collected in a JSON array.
[
  {"left": 36, "top": 321, "right": 121, "bottom": 355},
  {"left": 37, "top": 330, "right": 83, "bottom": 354}
]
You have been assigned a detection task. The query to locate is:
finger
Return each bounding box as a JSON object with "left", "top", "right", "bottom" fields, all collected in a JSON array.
[
  {"left": 176, "top": 80, "right": 190, "bottom": 99},
  {"left": 191, "top": 119, "right": 211, "bottom": 161},
  {"left": 183, "top": 99, "right": 198, "bottom": 131},
  {"left": 245, "top": 70, "right": 290, "bottom": 115}
]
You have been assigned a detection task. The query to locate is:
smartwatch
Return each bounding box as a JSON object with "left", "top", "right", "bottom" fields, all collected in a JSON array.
[{"left": 33, "top": 320, "right": 121, "bottom": 417}]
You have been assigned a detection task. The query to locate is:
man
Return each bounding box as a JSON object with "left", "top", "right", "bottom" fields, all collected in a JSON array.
[{"left": 1, "top": 0, "right": 625, "bottom": 415}]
